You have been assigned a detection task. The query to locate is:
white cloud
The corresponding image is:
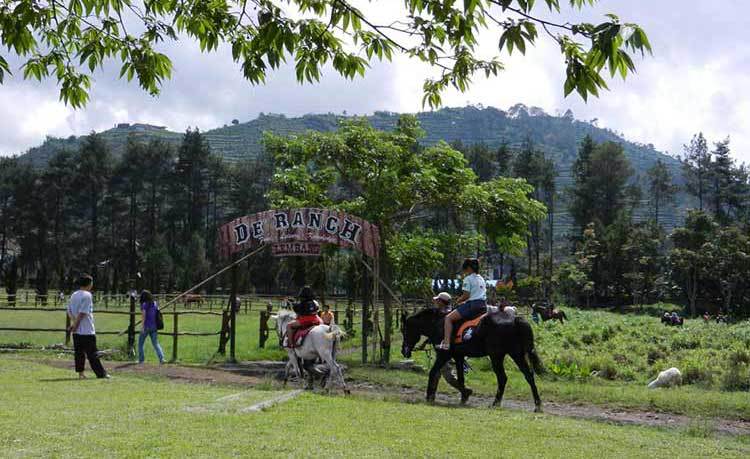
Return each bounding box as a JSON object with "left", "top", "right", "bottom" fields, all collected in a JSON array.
[{"left": 2, "top": 0, "right": 750, "bottom": 163}]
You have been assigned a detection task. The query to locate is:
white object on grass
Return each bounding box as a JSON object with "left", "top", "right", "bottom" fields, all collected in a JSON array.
[{"left": 647, "top": 367, "right": 682, "bottom": 389}]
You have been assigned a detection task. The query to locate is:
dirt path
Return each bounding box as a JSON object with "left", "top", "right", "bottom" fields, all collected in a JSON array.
[
  {"left": 348, "top": 381, "right": 750, "bottom": 437},
  {"left": 39, "top": 358, "right": 750, "bottom": 436}
]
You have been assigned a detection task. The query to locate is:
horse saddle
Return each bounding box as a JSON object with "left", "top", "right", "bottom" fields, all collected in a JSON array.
[
  {"left": 290, "top": 325, "right": 315, "bottom": 348},
  {"left": 454, "top": 313, "right": 486, "bottom": 344}
]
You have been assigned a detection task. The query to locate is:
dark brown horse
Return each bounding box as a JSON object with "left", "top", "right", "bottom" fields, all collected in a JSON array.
[
  {"left": 532, "top": 303, "right": 567, "bottom": 324},
  {"left": 401, "top": 309, "right": 543, "bottom": 412}
]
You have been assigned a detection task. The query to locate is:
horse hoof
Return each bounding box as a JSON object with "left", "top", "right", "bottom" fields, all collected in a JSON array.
[
  {"left": 426, "top": 395, "right": 436, "bottom": 404},
  {"left": 460, "top": 388, "right": 473, "bottom": 405},
  {"left": 344, "top": 389, "right": 351, "bottom": 395},
  {"left": 534, "top": 406, "right": 543, "bottom": 413}
]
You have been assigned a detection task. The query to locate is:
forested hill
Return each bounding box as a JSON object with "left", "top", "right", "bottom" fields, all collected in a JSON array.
[{"left": 16, "top": 104, "right": 687, "bottom": 231}]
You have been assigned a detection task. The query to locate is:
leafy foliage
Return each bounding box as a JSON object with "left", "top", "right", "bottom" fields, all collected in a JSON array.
[{"left": 0, "top": 0, "right": 650, "bottom": 107}]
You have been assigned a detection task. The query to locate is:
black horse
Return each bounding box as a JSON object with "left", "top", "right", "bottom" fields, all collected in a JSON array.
[{"left": 401, "top": 308, "right": 543, "bottom": 412}]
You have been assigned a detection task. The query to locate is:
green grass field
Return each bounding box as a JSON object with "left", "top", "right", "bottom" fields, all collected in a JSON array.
[
  {"left": 1, "top": 355, "right": 748, "bottom": 458},
  {"left": 3, "top": 304, "right": 750, "bottom": 421}
]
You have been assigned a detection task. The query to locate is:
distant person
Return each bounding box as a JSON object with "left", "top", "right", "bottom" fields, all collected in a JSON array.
[
  {"left": 67, "top": 274, "right": 109, "bottom": 379},
  {"left": 320, "top": 304, "right": 335, "bottom": 325},
  {"left": 138, "top": 290, "right": 165, "bottom": 364}
]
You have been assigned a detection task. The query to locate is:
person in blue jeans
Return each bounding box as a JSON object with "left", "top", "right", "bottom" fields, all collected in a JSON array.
[
  {"left": 437, "top": 258, "right": 487, "bottom": 350},
  {"left": 138, "top": 290, "right": 165, "bottom": 364}
]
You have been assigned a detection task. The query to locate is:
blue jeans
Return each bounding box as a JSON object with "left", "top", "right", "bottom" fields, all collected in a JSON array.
[{"left": 138, "top": 329, "right": 165, "bottom": 363}]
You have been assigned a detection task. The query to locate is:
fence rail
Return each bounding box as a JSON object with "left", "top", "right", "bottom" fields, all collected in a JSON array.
[
  {"left": 1, "top": 291, "right": 433, "bottom": 363},
  {"left": 0, "top": 305, "right": 231, "bottom": 362}
]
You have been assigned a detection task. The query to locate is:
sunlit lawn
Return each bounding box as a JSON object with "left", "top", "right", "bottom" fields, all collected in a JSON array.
[{"left": 1, "top": 356, "right": 748, "bottom": 458}]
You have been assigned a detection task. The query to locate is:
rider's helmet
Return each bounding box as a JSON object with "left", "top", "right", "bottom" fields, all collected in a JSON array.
[{"left": 298, "top": 286, "right": 315, "bottom": 302}]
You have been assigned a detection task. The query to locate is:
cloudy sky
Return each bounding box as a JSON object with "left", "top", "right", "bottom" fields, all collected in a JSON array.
[{"left": 1, "top": 0, "right": 749, "bottom": 161}]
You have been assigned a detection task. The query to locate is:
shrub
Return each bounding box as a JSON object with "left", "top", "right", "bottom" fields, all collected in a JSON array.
[{"left": 721, "top": 362, "right": 750, "bottom": 391}]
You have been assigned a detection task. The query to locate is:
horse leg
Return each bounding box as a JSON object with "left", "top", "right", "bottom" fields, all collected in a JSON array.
[
  {"left": 455, "top": 355, "right": 472, "bottom": 405},
  {"left": 302, "top": 360, "right": 315, "bottom": 390},
  {"left": 427, "top": 352, "right": 451, "bottom": 402},
  {"left": 490, "top": 354, "right": 507, "bottom": 408},
  {"left": 320, "top": 346, "right": 348, "bottom": 394},
  {"left": 510, "top": 352, "right": 542, "bottom": 412},
  {"left": 440, "top": 361, "right": 462, "bottom": 391}
]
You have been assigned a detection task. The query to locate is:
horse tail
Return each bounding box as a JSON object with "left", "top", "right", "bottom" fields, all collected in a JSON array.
[
  {"left": 324, "top": 324, "right": 346, "bottom": 341},
  {"left": 527, "top": 348, "right": 544, "bottom": 374},
  {"left": 517, "top": 318, "right": 545, "bottom": 374}
]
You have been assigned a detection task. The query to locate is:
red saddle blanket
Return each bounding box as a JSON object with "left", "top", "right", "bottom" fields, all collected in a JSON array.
[
  {"left": 455, "top": 313, "right": 486, "bottom": 344},
  {"left": 290, "top": 326, "right": 315, "bottom": 348}
]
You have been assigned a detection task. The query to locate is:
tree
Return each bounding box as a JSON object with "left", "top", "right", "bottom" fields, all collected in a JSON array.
[
  {"left": 682, "top": 133, "right": 710, "bottom": 210},
  {"left": 512, "top": 139, "right": 555, "bottom": 275},
  {"left": 646, "top": 159, "right": 677, "bottom": 227},
  {"left": 76, "top": 132, "right": 113, "bottom": 275},
  {"left": 669, "top": 210, "right": 716, "bottom": 317},
  {"left": 569, "top": 135, "right": 595, "bottom": 231},
  {"left": 709, "top": 139, "right": 734, "bottom": 224},
  {"left": 0, "top": 1, "right": 651, "bottom": 108},
  {"left": 569, "top": 138, "right": 633, "bottom": 230},
  {"left": 267, "top": 116, "right": 544, "bottom": 363}
]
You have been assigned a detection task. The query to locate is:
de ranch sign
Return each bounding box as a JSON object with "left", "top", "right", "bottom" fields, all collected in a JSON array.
[{"left": 218, "top": 208, "right": 381, "bottom": 259}]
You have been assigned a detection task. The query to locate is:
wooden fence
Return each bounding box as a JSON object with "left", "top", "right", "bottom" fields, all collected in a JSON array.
[
  {"left": 0, "top": 306, "right": 231, "bottom": 362},
  {"left": 1, "top": 292, "right": 430, "bottom": 362}
]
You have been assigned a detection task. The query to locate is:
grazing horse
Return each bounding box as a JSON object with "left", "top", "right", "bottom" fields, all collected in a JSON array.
[
  {"left": 401, "top": 308, "right": 543, "bottom": 412},
  {"left": 532, "top": 303, "right": 567, "bottom": 324},
  {"left": 272, "top": 310, "right": 347, "bottom": 392}
]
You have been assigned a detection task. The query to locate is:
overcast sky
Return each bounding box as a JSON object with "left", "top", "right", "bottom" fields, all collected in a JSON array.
[{"left": 1, "top": 0, "right": 749, "bottom": 161}]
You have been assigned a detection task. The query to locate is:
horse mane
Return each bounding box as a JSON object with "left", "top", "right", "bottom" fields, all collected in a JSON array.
[{"left": 276, "top": 309, "right": 296, "bottom": 320}]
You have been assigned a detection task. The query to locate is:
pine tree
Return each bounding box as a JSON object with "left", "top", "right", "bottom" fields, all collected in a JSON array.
[
  {"left": 569, "top": 135, "right": 595, "bottom": 231},
  {"left": 682, "top": 133, "right": 710, "bottom": 210},
  {"left": 709, "top": 139, "right": 734, "bottom": 224},
  {"left": 646, "top": 159, "right": 677, "bottom": 227}
]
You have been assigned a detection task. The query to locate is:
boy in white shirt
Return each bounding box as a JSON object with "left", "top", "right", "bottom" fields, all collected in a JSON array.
[{"left": 67, "top": 274, "right": 109, "bottom": 379}]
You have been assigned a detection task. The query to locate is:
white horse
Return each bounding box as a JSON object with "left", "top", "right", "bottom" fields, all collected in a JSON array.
[{"left": 272, "top": 309, "right": 347, "bottom": 392}]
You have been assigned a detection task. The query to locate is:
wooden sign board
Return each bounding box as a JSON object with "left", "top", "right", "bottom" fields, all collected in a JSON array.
[
  {"left": 271, "top": 242, "right": 322, "bottom": 257},
  {"left": 218, "top": 208, "right": 380, "bottom": 259}
]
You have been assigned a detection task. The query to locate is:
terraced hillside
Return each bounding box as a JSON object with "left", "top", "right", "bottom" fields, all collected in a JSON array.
[{"left": 16, "top": 105, "right": 690, "bottom": 235}]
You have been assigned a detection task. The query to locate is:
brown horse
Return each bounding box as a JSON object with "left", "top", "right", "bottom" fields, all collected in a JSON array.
[{"left": 532, "top": 303, "right": 567, "bottom": 324}]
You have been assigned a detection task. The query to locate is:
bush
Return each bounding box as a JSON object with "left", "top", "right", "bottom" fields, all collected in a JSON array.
[
  {"left": 721, "top": 362, "right": 750, "bottom": 391},
  {"left": 515, "top": 276, "right": 543, "bottom": 305}
]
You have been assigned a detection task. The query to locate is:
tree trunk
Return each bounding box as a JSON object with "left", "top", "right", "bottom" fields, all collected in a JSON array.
[
  {"left": 360, "top": 258, "right": 371, "bottom": 364},
  {"left": 379, "top": 244, "right": 393, "bottom": 365}
]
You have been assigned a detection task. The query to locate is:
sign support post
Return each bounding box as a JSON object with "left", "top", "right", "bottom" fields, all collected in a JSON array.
[{"left": 228, "top": 256, "right": 238, "bottom": 364}]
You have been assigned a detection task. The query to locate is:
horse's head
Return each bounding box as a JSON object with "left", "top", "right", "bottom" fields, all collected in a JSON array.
[
  {"left": 271, "top": 309, "right": 297, "bottom": 344},
  {"left": 401, "top": 308, "right": 443, "bottom": 358}
]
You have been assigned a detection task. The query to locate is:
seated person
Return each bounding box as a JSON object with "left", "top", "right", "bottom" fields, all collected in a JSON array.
[
  {"left": 285, "top": 286, "right": 321, "bottom": 347},
  {"left": 320, "top": 304, "right": 335, "bottom": 325},
  {"left": 437, "top": 258, "right": 486, "bottom": 350}
]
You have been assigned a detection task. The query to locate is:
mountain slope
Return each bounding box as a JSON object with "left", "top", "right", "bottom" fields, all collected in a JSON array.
[{"left": 16, "top": 105, "right": 688, "bottom": 234}]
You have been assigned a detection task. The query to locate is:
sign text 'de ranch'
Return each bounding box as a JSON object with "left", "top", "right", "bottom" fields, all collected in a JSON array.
[{"left": 218, "top": 208, "right": 380, "bottom": 259}]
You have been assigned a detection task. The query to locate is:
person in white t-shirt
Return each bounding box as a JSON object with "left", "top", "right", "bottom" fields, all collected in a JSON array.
[
  {"left": 437, "top": 258, "right": 487, "bottom": 350},
  {"left": 67, "top": 274, "right": 108, "bottom": 379}
]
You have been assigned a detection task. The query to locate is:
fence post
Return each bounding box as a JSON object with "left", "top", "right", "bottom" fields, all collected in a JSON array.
[
  {"left": 228, "top": 260, "right": 238, "bottom": 363},
  {"left": 171, "top": 312, "right": 178, "bottom": 362},
  {"left": 259, "top": 310, "right": 268, "bottom": 348},
  {"left": 127, "top": 294, "right": 136, "bottom": 357}
]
